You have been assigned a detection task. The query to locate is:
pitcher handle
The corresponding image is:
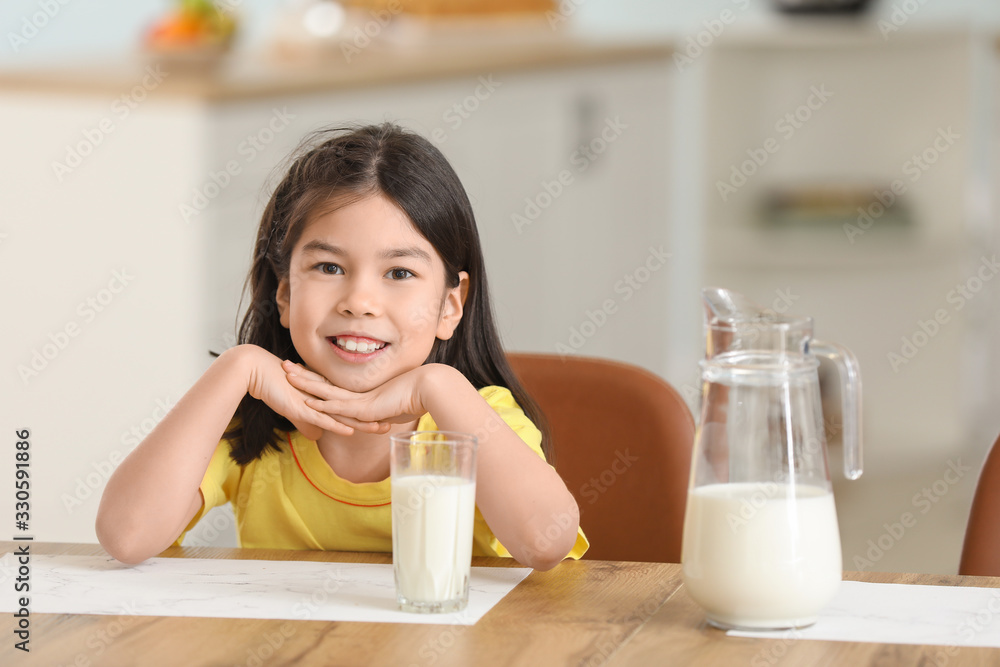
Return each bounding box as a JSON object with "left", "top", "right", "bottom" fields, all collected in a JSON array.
[{"left": 810, "top": 340, "right": 863, "bottom": 480}]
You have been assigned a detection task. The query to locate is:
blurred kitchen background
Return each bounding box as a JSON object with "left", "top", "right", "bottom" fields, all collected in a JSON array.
[{"left": 3, "top": 0, "right": 1000, "bottom": 574}]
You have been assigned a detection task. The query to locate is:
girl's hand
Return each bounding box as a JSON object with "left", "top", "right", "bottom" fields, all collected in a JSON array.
[
  {"left": 282, "top": 361, "right": 432, "bottom": 428},
  {"left": 242, "top": 346, "right": 385, "bottom": 440}
]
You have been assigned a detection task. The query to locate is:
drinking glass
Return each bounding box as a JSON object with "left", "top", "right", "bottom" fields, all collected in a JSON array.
[{"left": 390, "top": 431, "right": 478, "bottom": 613}]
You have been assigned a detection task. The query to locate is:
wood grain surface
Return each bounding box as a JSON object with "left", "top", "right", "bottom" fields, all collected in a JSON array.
[
  {"left": 0, "top": 542, "right": 678, "bottom": 666},
  {"left": 4, "top": 543, "right": 1000, "bottom": 666}
]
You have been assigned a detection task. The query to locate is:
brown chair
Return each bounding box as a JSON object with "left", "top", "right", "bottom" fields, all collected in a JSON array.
[
  {"left": 507, "top": 352, "right": 696, "bottom": 563},
  {"left": 959, "top": 433, "right": 1000, "bottom": 576}
]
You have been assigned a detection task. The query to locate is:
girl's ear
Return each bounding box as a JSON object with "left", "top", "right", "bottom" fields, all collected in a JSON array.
[
  {"left": 436, "top": 271, "right": 469, "bottom": 341},
  {"left": 276, "top": 278, "right": 291, "bottom": 329}
]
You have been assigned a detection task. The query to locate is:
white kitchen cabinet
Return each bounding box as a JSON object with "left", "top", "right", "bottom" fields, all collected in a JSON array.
[{"left": 697, "top": 26, "right": 999, "bottom": 574}]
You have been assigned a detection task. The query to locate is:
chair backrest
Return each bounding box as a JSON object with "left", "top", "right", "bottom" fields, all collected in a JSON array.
[
  {"left": 507, "top": 352, "right": 695, "bottom": 563},
  {"left": 960, "top": 433, "right": 1000, "bottom": 576}
]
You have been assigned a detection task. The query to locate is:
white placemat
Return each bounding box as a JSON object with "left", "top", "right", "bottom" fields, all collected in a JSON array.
[
  {"left": 0, "top": 552, "right": 531, "bottom": 625},
  {"left": 728, "top": 580, "right": 1000, "bottom": 648}
]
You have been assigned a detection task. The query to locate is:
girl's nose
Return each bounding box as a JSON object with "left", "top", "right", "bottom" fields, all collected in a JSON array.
[{"left": 336, "top": 277, "right": 381, "bottom": 317}]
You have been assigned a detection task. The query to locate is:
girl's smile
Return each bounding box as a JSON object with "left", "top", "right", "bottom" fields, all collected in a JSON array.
[
  {"left": 276, "top": 194, "right": 467, "bottom": 393},
  {"left": 328, "top": 333, "right": 388, "bottom": 362}
]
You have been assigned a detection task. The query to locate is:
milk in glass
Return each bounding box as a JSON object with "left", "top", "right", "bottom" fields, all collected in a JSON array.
[
  {"left": 392, "top": 474, "right": 476, "bottom": 611},
  {"left": 681, "top": 482, "right": 841, "bottom": 629}
]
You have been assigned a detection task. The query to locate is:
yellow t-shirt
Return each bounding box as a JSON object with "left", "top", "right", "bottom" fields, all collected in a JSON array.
[{"left": 180, "top": 385, "right": 588, "bottom": 560}]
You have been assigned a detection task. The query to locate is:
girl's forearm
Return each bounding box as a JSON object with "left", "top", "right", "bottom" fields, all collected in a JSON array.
[
  {"left": 96, "top": 345, "right": 256, "bottom": 564},
  {"left": 419, "top": 364, "right": 580, "bottom": 570}
]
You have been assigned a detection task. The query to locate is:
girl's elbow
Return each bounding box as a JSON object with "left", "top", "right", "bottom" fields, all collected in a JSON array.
[
  {"left": 517, "top": 517, "right": 580, "bottom": 571},
  {"left": 105, "top": 545, "right": 150, "bottom": 566},
  {"left": 517, "top": 533, "right": 577, "bottom": 571},
  {"left": 527, "top": 552, "right": 567, "bottom": 572},
  {"left": 95, "top": 514, "right": 154, "bottom": 565}
]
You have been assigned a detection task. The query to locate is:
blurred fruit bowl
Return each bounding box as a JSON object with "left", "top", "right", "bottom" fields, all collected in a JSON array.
[{"left": 143, "top": 0, "right": 237, "bottom": 67}]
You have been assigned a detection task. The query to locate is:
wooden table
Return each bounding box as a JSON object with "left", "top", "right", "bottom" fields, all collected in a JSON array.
[{"left": 4, "top": 543, "right": 1000, "bottom": 666}]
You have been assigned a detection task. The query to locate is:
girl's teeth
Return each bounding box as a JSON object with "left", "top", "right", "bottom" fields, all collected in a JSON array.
[{"left": 337, "top": 338, "right": 383, "bottom": 353}]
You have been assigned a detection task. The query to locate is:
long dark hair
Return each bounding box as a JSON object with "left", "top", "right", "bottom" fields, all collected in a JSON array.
[{"left": 225, "top": 123, "right": 550, "bottom": 464}]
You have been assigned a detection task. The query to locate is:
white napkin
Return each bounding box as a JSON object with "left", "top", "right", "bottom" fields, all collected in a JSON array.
[
  {"left": 728, "top": 580, "right": 1000, "bottom": 648},
  {"left": 0, "top": 552, "right": 530, "bottom": 626}
]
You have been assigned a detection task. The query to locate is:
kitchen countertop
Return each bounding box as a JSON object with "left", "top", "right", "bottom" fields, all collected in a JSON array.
[{"left": 0, "top": 26, "right": 673, "bottom": 101}]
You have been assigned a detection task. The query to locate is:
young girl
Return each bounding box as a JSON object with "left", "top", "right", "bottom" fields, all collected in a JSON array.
[{"left": 96, "top": 123, "right": 587, "bottom": 570}]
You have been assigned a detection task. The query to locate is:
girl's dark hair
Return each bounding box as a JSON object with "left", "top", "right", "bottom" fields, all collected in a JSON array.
[{"left": 225, "top": 122, "right": 551, "bottom": 464}]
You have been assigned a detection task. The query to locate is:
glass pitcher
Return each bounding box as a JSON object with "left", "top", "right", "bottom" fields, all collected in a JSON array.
[{"left": 681, "top": 287, "right": 863, "bottom": 630}]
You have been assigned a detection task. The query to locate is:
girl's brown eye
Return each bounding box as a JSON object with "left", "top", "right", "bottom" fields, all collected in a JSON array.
[{"left": 389, "top": 268, "right": 414, "bottom": 280}]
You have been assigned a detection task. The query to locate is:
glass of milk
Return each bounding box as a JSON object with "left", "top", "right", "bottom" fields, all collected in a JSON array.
[
  {"left": 390, "top": 431, "right": 477, "bottom": 613},
  {"left": 682, "top": 288, "right": 863, "bottom": 630}
]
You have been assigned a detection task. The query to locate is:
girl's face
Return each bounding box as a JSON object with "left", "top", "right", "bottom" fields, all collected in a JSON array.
[{"left": 276, "top": 194, "right": 468, "bottom": 393}]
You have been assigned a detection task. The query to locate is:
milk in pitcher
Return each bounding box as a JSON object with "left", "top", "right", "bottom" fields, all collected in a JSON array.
[{"left": 681, "top": 483, "right": 842, "bottom": 629}]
